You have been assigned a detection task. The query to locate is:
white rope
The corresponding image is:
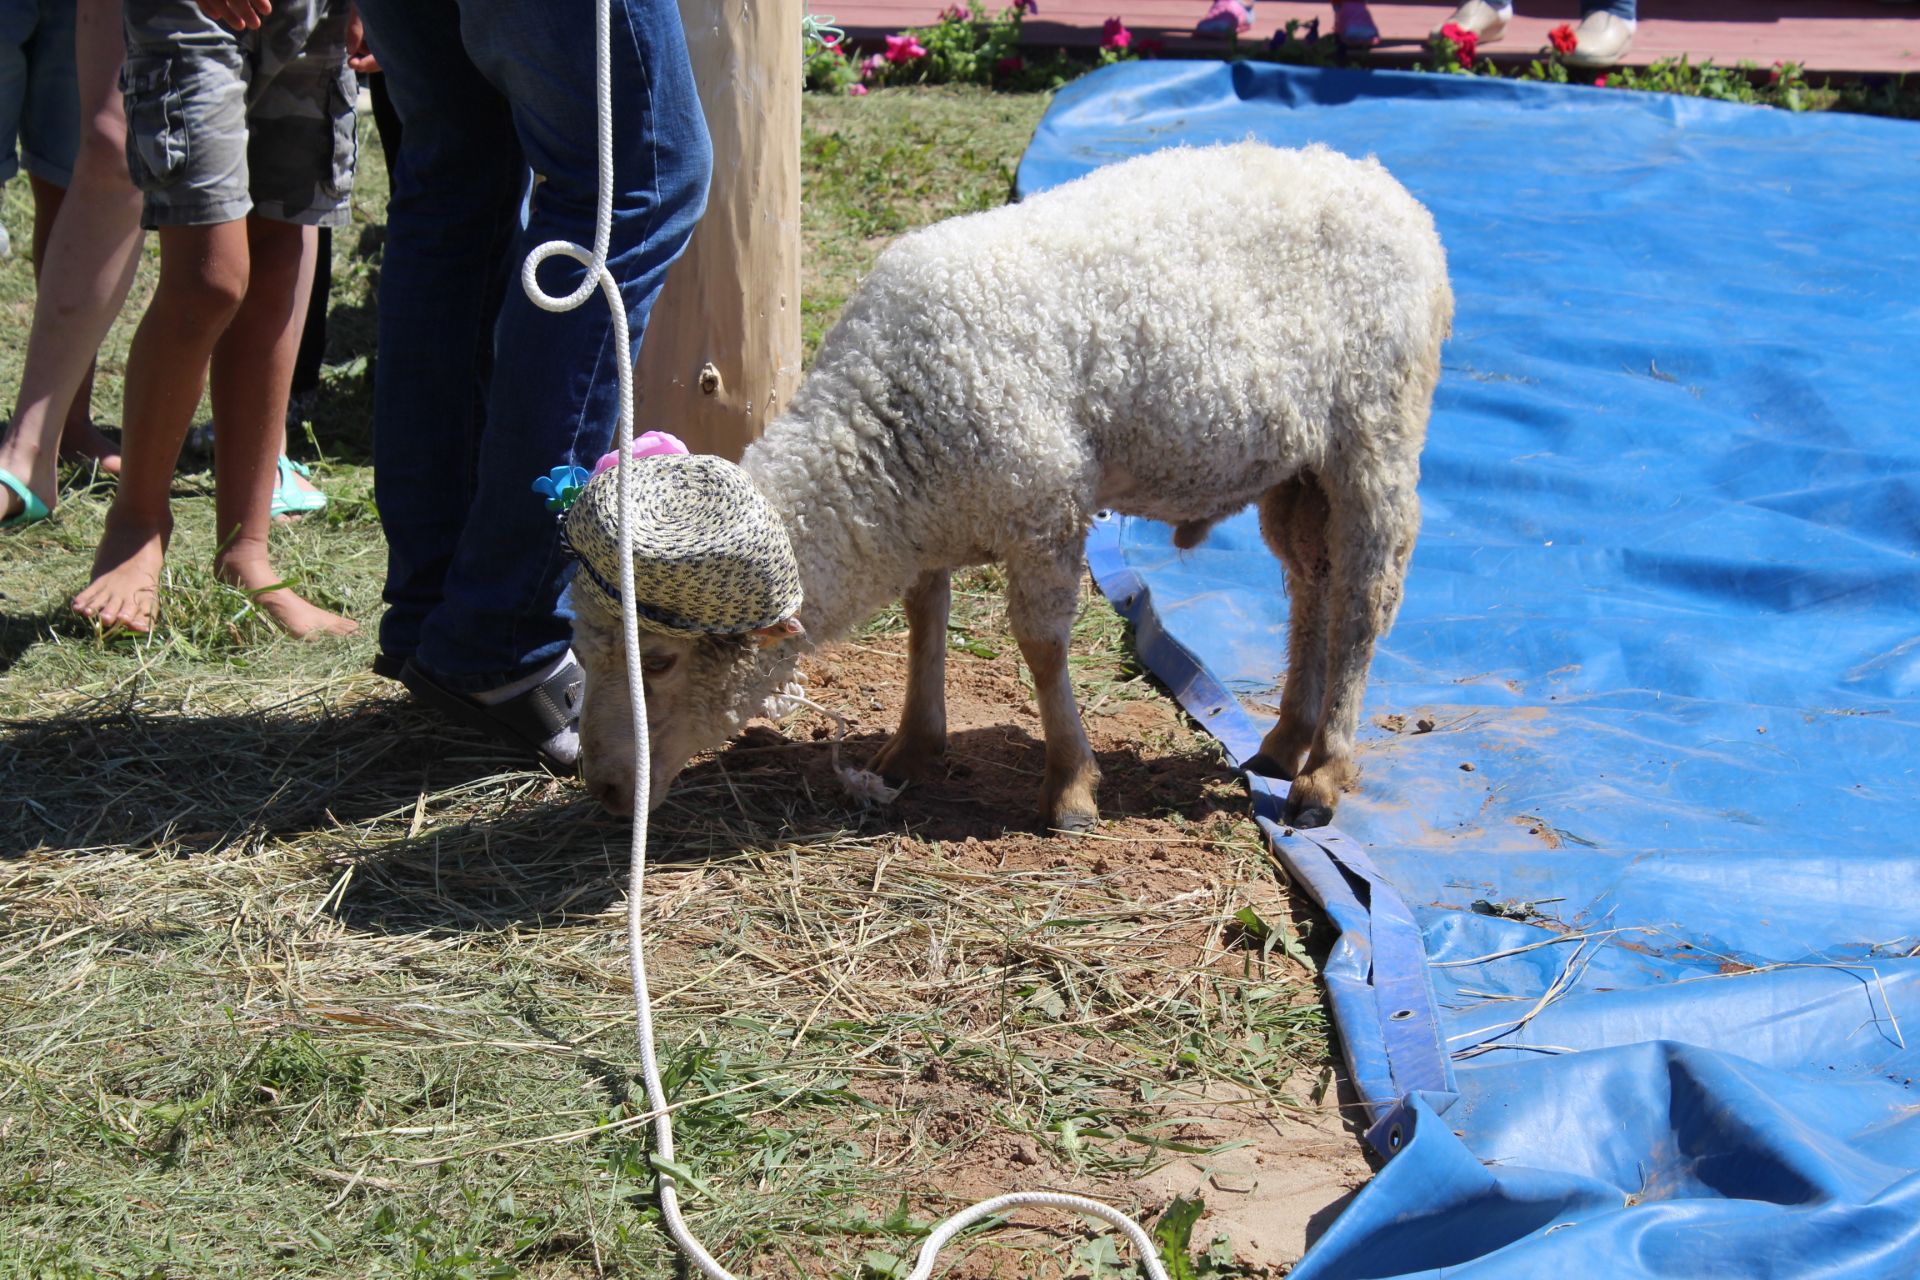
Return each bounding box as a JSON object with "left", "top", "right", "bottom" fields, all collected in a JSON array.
[{"left": 520, "top": 4, "right": 1171, "bottom": 1275}]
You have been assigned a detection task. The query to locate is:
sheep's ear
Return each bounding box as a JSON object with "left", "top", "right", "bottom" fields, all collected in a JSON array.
[{"left": 750, "top": 617, "right": 805, "bottom": 649}]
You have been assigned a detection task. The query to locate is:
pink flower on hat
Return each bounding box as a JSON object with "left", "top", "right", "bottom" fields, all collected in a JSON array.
[{"left": 590, "top": 431, "right": 690, "bottom": 478}]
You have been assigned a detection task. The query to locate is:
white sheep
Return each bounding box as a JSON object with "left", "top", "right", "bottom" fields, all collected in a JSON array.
[{"left": 573, "top": 140, "right": 1452, "bottom": 830}]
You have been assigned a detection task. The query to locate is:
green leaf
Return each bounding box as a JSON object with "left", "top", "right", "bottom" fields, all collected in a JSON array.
[
  {"left": 859, "top": 1249, "right": 910, "bottom": 1278},
  {"left": 1152, "top": 1195, "right": 1206, "bottom": 1280}
]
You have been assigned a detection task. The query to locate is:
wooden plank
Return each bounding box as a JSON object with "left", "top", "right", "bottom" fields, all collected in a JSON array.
[
  {"left": 830, "top": 0, "right": 1920, "bottom": 74},
  {"left": 640, "top": 0, "right": 805, "bottom": 462}
]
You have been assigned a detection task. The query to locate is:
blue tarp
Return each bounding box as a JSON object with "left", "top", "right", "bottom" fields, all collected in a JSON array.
[{"left": 1020, "top": 63, "right": 1920, "bottom": 1278}]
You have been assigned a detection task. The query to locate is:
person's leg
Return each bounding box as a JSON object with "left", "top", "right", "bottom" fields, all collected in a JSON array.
[
  {"left": 354, "top": 0, "right": 524, "bottom": 669},
  {"left": 405, "top": 0, "right": 710, "bottom": 693},
  {"left": 1567, "top": 0, "right": 1634, "bottom": 65},
  {"left": 207, "top": 217, "right": 354, "bottom": 635},
  {"left": 73, "top": 221, "right": 250, "bottom": 630},
  {"left": 1331, "top": 0, "right": 1377, "bottom": 48},
  {"left": 367, "top": 68, "right": 401, "bottom": 187},
  {"left": 0, "top": 0, "right": 140, "bottom": 521},
  {"left": 26, "top": 170, "right": 61, "bottom": 263},
  {"left": 1431, "top": 0, "right": 1509, "bottom": 43},
  {"left": 290, "top": 224, "right": 330, "bottom": 400}
]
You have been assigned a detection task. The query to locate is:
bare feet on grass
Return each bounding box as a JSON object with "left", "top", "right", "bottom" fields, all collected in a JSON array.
[
  {"left": 59, "top": 420, "right": 123, "bottom": 475},
  {"left": 73, "top": 511, "right": 171, "bottom": 633},
  {"left": 215, "top": 550, "right": 359, "bottom": 639}
]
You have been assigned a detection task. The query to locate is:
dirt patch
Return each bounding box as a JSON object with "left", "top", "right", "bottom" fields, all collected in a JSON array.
[{"left": 660, "top": 603, "right": 1375, "bottom": 1276}]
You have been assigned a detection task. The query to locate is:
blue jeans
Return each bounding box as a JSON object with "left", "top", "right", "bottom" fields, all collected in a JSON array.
[{"left": 356, "top": 0, "right": 710, "bottom": 692}]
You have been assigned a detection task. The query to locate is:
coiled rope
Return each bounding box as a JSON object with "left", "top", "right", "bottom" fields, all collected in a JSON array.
[{"left": 518, "top": 3, "right": 1171, "bottom": 1274}]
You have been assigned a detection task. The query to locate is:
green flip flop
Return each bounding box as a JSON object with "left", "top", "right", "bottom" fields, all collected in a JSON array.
[
  {"left": 0, "top": 467, "right": 51, "bottom": 529},
  {"left": 271, "top": 455, "right": 329, "bottom": 520}
]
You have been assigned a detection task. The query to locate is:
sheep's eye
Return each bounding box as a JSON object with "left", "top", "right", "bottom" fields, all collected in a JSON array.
[{"left": 640, "top": 654, "right": 679, "bottom": 677}]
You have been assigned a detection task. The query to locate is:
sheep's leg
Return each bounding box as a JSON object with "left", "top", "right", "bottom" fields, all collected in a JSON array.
[
  {"left": 1285, "top": 473, "right": 1419, "bottom": 828},
  {"left": 1246, "top": 475, "right": 1331, "bottom": 782},
  {"left": 870, "top": 570, "right": 952, "bottom": 781},
  {"left": 1006, "top": 556, "right": 1100, "bottom": 833}
]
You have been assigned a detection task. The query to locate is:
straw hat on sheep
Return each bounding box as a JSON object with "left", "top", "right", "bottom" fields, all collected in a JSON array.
[{"left": 560, "top": 442, "right": 803, "bottom": 639}]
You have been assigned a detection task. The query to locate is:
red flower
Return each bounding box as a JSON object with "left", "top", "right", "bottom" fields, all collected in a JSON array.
[
  {"left": 939, "top": 4, "right": 970, "bottom": 19},
  {"left": 1139, "top": 35, "right": 1165, "bottom": 57},
  {"left": 1438, "top": 21, "right": 1476, "bottom": 67},
  {"left": 995, "top": 54, "right": 1025, "bottom": 76},
  {"left": 884, "top": 32, "right": 929, "bottom": 62},
  {"left": 1593, "top": 75, "right": 1607, "bottom": 86},
  {"left": 1101, "top": 16, "right": 1133, "bottom": 49},
  {"left": 1017, "top": 0, "right": 1038, "bottom": 13},
  {"left": 1548, "top": 22, "right": 1576, "bottom": 54},
  {"left": 1767, "top": 60, "right": 1783, "bottom": 84}
]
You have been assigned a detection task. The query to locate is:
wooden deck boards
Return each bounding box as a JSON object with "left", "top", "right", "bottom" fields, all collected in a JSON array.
[{"left": 827, "top": 0, "right": 1920, "bottom": 76}]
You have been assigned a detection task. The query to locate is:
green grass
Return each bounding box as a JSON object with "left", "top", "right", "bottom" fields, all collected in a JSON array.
[{"left": 1, "top": 88, "right": 1339, "bottom": 1280}]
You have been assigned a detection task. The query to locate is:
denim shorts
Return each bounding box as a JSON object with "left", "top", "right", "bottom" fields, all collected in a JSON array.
[
  {"left": 121, "top": 0, "right": 355, "bottom": 228},
  {"left": 0, "top": 0, "right": 80, "bottom": 186}
]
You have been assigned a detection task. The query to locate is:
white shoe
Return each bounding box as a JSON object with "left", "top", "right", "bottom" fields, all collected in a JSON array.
[
  {"left": 1433, "top": 0, "right": 1510, "bottom": 42},
  {"left": 1565, "top": 9, "right": 1634, "bottom": 66},
  {"left": 0, "top": 223, "right": 11, "bottom": 259}
]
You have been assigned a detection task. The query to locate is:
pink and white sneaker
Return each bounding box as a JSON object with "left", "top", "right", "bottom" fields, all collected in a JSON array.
[
  {"left": 1195, "top": 0, "right": 1253, "bottom": 36},
  {"left": 1332, "top": 0, "right": 1378, "bottom": 47}
]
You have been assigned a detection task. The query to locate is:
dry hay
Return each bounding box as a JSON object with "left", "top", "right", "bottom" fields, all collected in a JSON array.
[{"left": 0, "top": 578, "right": 1369, "bottom": 1278}]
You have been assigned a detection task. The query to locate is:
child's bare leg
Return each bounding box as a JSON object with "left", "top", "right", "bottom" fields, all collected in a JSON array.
[
  {"left": 208, "top": 218, "right": 355, "bottom": 638},
  {"left": 0, "top": 0, "right": 142, "bottom": 518},
  {"left": 74, "top": 221, "right": 249, "bottom": 631}
]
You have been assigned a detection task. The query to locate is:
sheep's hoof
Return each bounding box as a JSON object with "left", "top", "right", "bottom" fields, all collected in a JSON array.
[
  {"left": 1283, "top": 798, "right": 1335, "bottom": 830},
  {"left": 869, "top": 732, "right": 945, "bottom": 783},
  {"left": 1282, "top": 761, "right": 1351, "bottom": 830},
  {"left": 1242, "top": 751, "right": 1294, "bottom": 781},
  {"left": 1045, "top": 806, "right": 1099, "bottom": 835}
]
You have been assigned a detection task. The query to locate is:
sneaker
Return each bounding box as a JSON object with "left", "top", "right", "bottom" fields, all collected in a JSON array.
[
  {"left": 1333, "top": 0, "right": 1378, "bottom": 47},
  {"left": 401, "top": 655, "right": 584, "bottom": 773},
  {"left": 1564, "top": 9, "right": 1633, "bottom": 65},
  {"left": 1195, "top": 0, "right": 1252, "bottom": 36},
  {"left": 1431, "top": 0, "right": 1509, "bottom": 42}
]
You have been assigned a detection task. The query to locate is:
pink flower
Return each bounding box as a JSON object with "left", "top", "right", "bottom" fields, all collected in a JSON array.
[
  {"left": 1017, "top": 0, "right": 1038, "bottom": 13},
  {"left": 861, "top": 52, "right": 888, "bottom": 77},
  {"left": 1593, "top": 75, "right": 1607, "bottom": 86},
  {"left": 1101, "top": 16, "right": 1132, "bottom": 49},
  {"left": 885, "top": 32, "right": 929, "bottom": 62},
  {"left": 590, "top": 431, "right": 690, "bottom": 478},
  {"left": 848, "top": 82, "right": 869, "bottom": 95},
  {"left": 939, "top": 4, "right": 970, "bottom": 18}
]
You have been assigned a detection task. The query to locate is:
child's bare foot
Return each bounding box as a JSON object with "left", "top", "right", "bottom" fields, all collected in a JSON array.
[
  {"left": 74, "top": 511, "right": 171, "bottom": 633},
  {"left": 60, "top": 420, "right": 124, "bottom": 475},
  {"left": 215, "top": 551, "right": 359, "bottom": 639}
]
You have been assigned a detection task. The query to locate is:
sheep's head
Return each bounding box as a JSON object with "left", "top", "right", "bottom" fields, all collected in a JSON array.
[
  {"left": 559, "top": 451, "right": 806, "bottom": 815},
  {"left": 572, "top": 591, "right": 805, "bottom": 815}
]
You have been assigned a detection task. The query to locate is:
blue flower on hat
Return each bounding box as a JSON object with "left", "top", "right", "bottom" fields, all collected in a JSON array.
[{"left": 533, "top": 465, "right": 591, "bottom": 513}]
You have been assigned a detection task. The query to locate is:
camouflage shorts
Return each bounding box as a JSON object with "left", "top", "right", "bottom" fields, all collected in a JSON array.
[{"left": 121, "top": 0, "right": 355, "bottom": 228}]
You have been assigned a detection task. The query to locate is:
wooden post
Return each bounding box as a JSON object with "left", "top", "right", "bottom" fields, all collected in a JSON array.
[{"left": 638, "top": 0, "right": 803, "bottom": 462}]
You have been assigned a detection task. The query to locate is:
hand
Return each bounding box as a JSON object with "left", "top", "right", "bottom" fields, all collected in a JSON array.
[
  {"left": 347, "top": 4, "right": 381, "bottom": 73},
  {"left": 195, "top": 0, "right": 272, "bottom": 30}
]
